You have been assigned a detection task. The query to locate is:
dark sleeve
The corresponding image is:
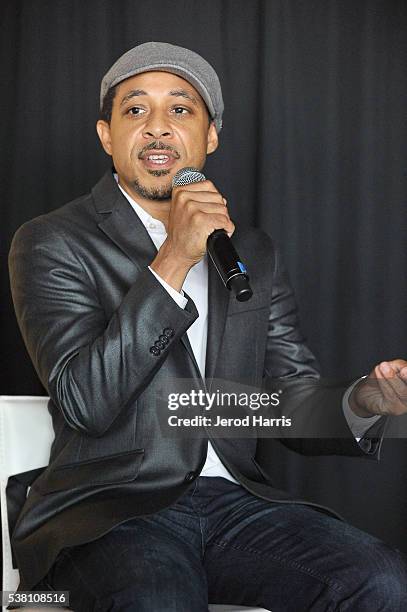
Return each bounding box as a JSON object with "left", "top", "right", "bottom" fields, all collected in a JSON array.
[
  {"left": 8, "top": 217, "right": 198, "bottom": 437},
  {"left": 259, "top": 241, "right": 386, "bottom": 459}
]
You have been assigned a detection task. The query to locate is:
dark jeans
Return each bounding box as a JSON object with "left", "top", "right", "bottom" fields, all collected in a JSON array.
[{"left": 43, "top": 477, "right": 407, "bottom": 611}]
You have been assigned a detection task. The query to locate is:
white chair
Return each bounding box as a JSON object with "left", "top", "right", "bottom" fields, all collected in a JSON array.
[
  {"left": 0, "top": 396, "right": 56, "bottom": 612},
  {"left": 0, "top": 396, "right": 268, "bottom": 612}
]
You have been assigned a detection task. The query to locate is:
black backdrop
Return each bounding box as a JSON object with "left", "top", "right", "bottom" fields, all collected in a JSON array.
[{"left": 1, "top": 0, "right": 406, "bottom": 554}]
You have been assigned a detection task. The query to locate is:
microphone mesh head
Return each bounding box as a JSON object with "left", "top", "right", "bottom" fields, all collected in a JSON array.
[{"left": 172, "top": 167, "right": 206, "bottom": 187}]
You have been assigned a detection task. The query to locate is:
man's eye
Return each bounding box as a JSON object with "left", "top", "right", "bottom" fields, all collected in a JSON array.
[
  {"left": 127, "top": 107, "right": 145, "bottom": 115},
  {"left": 172, "top": 107, "right": 189, "bottom": 115}
]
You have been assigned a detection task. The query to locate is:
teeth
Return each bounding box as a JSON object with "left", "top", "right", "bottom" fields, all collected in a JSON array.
[{"left": 147, "top": 154, "right": 169, "bottom": 162}]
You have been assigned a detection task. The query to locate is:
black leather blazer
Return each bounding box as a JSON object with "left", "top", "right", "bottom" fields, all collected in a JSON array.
[{"left": 8, "top": 170, "right": 382, "bottom": 592}]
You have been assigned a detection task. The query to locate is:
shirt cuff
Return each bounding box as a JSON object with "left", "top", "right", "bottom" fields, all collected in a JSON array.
[
  {"left": 148, "top": 266, "right": 188, "bottom": 309},
  {"left": 342, "top": 376, "right": 382, "bottom": 439}
]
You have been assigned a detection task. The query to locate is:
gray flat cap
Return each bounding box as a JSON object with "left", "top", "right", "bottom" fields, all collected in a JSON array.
[{"left": 100, "top": 41, "right": 224, "bottom": 132}]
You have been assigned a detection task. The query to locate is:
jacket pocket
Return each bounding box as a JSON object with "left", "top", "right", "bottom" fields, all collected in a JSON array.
[{"left": 35, "top": 448, "right": 144, "bottom": 494}]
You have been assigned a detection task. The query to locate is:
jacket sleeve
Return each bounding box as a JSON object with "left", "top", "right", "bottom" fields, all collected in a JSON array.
[
  {"left": 8, "top": 216, "right": 198, "bottom": 438},
  {"left": 263, "top": 243, "right": 321, "bottom": 381},
  {"left": 260, "top": 241, "right": 386, "bottom": 458}
]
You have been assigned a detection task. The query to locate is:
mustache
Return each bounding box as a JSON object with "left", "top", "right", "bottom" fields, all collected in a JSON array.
[{"left": 138, "top": 141, "right": 180, "bottom": 159}]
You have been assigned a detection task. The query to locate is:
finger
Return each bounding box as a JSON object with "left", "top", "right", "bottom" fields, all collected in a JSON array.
[
  {"left": 378, "top": 361, "right": 407, "bottom": 390},
  {"left": 177, "top": 191, "right": 226, "bottom": 206},
  {"left": 379, "top": 362, "right": 397, "bottom": 378},
  {"left": 199, "top": 213, "right": 234, "bottom": 236},
  {"left": 374, "top": 369, "right": 407, "bottom": 415},
  {"left": 378, "top": 371, "right": 407, "bottom": 402},
  {"left": 374, "top": 362, "right": 407, "bottom": 401},
  {"left": 227, "top": 220, "right": 235, "bottom": 236},
  {"left": 368, "top": 364, "right": 388, "bottom": 379},
  {"left": 376, "top": 359, "right": 407, "bottom": 376},
  {"left": 385, "top": 359, "right": 407, "bottom": 373},
  {"left": 173, "top": 180, "right": 219, "bottom": 194},
  {"left": 185, "top": 200, "right": 232, "bottom": 218}
]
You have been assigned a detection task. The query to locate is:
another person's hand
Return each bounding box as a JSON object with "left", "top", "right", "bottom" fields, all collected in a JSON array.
[{"left": 349, "top": 359, "right": 407, "bottom": 418}]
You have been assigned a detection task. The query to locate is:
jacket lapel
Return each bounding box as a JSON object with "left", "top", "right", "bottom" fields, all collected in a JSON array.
[
  {"left": 93, "top": 171, "right": 157, "bottom": 270},
  {"left": 91, "top": 171, "right": 198, "bottom": 366}
]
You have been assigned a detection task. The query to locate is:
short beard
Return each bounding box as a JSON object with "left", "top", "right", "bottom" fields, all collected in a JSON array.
[{"left": 131, "top": 171, "right": 172, "bottom": 201}]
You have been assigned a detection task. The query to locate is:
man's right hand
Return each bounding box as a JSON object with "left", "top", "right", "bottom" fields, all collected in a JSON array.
[{"left": 150, "top": 180, "right": 235, "bottom": 292}]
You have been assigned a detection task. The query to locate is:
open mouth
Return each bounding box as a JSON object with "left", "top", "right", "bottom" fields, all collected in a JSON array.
[
  {"left": 145, "top": 154, "right": 172, "bottom": 165},
  {"left": 140, "top": 147, "right": 180, "bottom": 171}
]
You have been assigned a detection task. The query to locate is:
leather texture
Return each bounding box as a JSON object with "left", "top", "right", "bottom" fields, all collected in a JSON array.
[{"left": 8, "top": 170, "right": 383, "bottom": 593}]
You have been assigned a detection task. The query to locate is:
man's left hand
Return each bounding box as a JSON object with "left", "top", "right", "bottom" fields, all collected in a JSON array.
[{"left": 349, "top": 359, "right": 407, "bottom": 418}]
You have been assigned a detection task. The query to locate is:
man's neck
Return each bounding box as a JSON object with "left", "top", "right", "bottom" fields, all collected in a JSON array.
[{"left": 118, "top": 178, "right": 171, "bottom": 228}]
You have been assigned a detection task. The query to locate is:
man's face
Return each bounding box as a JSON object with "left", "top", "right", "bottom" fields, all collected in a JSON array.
[{"left": 96, "top": 71, "right": 218, "bottom": 201}]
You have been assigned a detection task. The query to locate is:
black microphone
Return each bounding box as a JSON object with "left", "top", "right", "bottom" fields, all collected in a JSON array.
[{"left": 172, "top": 167, "right": 253, "bottom": 302}]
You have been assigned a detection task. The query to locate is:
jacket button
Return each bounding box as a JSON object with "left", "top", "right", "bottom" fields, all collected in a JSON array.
[
  {"left": 163, "top": 327, "right": 174, "bottom": 338},
  {"left": 184, "top": 471, "right": 197, "bottom": 482},
  {"left": 159, "top": 334, "right": 169, "bottom": 345},
  {"left": 149, "top": 346, "right": 161, "bottom": 356},
  {"left": 155, "top": 340, "right": 166, "bottom": 350}
]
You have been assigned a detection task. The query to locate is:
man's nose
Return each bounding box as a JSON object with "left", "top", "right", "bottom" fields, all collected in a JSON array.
[{"left": 142, "top": 112, "right": 173, "bottom": 139}]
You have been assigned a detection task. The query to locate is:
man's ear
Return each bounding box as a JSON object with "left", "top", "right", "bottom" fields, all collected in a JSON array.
[
  {"left": 96, "top": 120, "right": 113, "bottom": 156},
  {"left": 206, "top": 122, "right": 218, "bottom": 155}
]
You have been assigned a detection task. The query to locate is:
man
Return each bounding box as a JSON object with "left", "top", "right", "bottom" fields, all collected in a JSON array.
[{"left": 8, "top": 42, "right": 407, "bottom": 611}]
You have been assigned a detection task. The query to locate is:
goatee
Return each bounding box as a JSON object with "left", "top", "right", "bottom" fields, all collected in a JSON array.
[{"left": 131, "top": 172, "right": 172, "bottom": 201}]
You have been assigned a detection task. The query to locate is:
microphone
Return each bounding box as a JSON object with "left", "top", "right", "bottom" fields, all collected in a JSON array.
[{"left": 172, "top": 167, "right": 253, "bottom": 302}]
